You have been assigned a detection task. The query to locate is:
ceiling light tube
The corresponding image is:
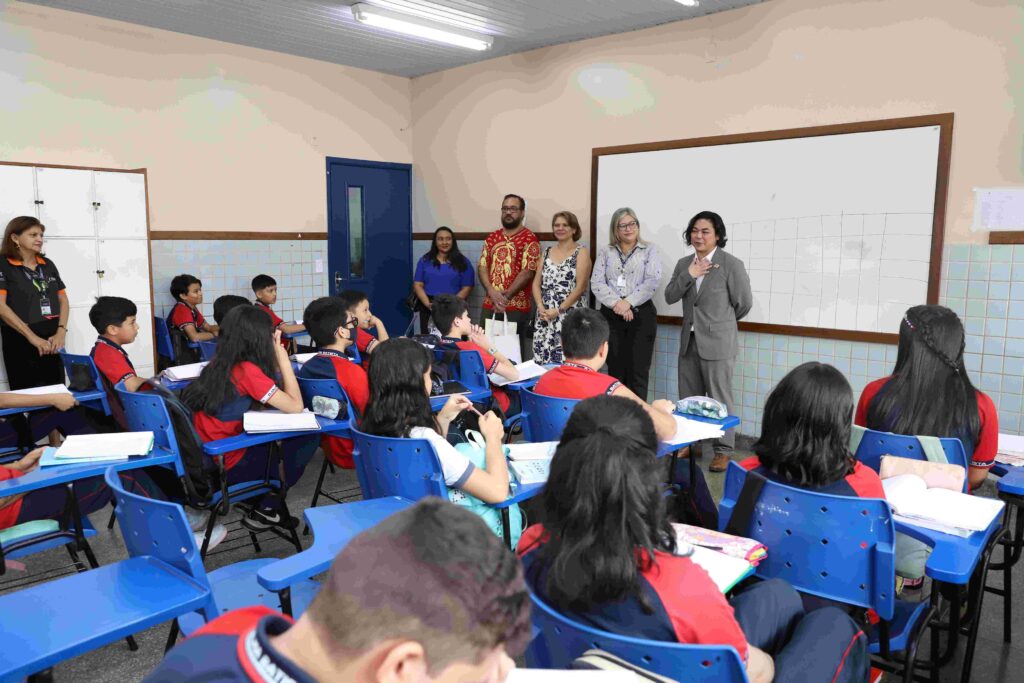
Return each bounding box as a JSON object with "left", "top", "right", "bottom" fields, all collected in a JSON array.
[{"left": 351, "top": 3, "right": 493, "bottom": 51}]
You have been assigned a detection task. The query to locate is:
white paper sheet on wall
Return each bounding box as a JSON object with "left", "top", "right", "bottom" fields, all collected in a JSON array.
[{"left": 972, "top": 187, "right": 1024, "bottom": 231}]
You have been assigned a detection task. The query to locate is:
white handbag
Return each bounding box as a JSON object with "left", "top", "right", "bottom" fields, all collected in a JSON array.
[{"left": 484, "top": 313, "right": 522, "bottom": 364}]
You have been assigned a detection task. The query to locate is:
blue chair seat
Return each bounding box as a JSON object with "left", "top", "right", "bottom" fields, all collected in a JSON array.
[
  {"left": 0, "top": 556, "right": 210, "bottom": 680},
  {"left": 178, "top": 558, "right": 319, "bottom": 636},
  {"left": 868, "top": 599, "right": 932, "bottom": 654}
]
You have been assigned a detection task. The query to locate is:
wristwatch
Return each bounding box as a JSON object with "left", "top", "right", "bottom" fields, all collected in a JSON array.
[{"left": 488, "top": 347, "right": 497, "bottom": 355}]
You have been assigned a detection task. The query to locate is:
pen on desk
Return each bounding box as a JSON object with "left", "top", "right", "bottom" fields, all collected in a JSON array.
[{"left": 691, "top": 542, "right": 724, "bottom": 551}]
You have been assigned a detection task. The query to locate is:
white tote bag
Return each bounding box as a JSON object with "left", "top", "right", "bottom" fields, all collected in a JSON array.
[{"left": 484, "top": 313, "right": 522, "bottom": 364}]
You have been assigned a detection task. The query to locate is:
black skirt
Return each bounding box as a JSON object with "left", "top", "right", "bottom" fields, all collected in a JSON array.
[{"left": 1, "top": 319, "right": 64, "bottom": 390}]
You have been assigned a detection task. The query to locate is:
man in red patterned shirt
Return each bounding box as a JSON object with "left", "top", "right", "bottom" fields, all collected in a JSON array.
[{"left": 478, "top": 194, "right": 541, "bottom": 361}]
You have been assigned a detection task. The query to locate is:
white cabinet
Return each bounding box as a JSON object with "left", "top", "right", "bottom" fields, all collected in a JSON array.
[{"left": 0, "top": 163, "right": 154, "bottom": 389}]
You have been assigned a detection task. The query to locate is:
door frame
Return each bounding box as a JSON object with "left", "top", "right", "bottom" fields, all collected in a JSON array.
[{"left": 325, "top": 156, "right": 413, "bottom": 297}]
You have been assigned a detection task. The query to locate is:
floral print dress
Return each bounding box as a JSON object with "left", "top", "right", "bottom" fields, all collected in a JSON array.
[{"left": 533, "top": 246, "right": 585, "bottom": 364}]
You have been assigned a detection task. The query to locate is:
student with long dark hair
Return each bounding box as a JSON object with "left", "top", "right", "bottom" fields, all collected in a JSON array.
[
  {"left": 857, "top": 304, "right": 997, "bottom": 492},
  {"left": 361, "top": 338, "right": 511, "bottom": 504},
  {"left": 519, "top": 395, "right": 868, "bottom": 683},
  {"left": 182, "top": 305, "right": 315, "bottom": 532},
  {"left": 412, "top": 227, "right": 475, "bottom": 334},
  {"left": 742, "top": 362, "right": 884, "bottom": 497}
]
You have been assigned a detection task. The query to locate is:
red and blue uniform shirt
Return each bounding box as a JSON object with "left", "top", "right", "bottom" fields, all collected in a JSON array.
[
  {"left": 169, "top": 301, "right": 207, "bottom": 333},
  {"left": 533, "top": 362, "right": 621, "bottom": 399},
  {"left": 91, "top": 336, "right": 140, "bottom": 387},
  {"left": 192, "top": 362, "right": 278, "bottom": 470},
  {"left": 298, "top": 350, "right": 369, "bottom": 468},
  {"left": 254, "top": 301, "right": 289, "bottom": 349},
  {"left": 738, "top": 456, "right": 885, "bottom": 499}
]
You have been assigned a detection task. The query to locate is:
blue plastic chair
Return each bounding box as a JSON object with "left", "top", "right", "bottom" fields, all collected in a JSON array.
[
  {"left": 297, "top": 377, "right": 360, "bottom": 515},
  {"left": 853, "top": 427, "right": 970, "bottom": 492},
  {"left": 58, "top": 352, "right": 112, "bottom": 417},
  {"left": 719, "top": 462, "right": 934, "bottom": 678},
  {"left": 350, "top": 427, "right": 448, "bottom": 501},
  {"left": 154, "top": 315, "right": 175, "bottom": 362},
  {"left": 115, "top": 382, "right": 292, "bottom": 557},
  {"left": 520, "top": 388, "right": 578, "bottom": 442},
  {"left": 103, "top": 468, "right": 318, "bottom": 642},
  {"left": 198, "top": 340, "right": 218, "bottom": 362},
  {"left": 432, "top": 347, "right": 492, "bottom": 404},
  {"left": 526, "top": 587, "right": 748, "bottom": 682}
]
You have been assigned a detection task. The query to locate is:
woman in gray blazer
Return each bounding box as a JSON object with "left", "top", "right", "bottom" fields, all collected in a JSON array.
[{"left": 665, "top": 211, "right": 752, "bottom": 472}]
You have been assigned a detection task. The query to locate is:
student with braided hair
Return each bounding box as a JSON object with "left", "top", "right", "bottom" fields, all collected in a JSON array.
[{"left": 855, "top": 304, "right": 998, "bottom": 493}]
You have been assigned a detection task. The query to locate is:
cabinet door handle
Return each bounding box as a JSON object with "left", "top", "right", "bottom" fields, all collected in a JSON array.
[
  {"left": 92, "top": 202, "right": 101, "bottom": 208},
  {"left": 34, "top": 200, "right": 44, "bottom": 205},
  {"left": 96, "top": 270, "right": 105, "bottom": 278}
]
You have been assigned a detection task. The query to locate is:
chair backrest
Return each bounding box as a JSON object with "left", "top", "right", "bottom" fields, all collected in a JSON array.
[
  {"left": 297, "top": 377, "right": 358, "bottom": 421},
  {"left": 59, "top": 352, "right": 114, "bottom": 419},
  {"left": 154, "top": 316, "right": 175, "bottom": 361},
  {"left": 719, "top": 462, "right": 896, "bottom": 620},
  {"left": 103, "top": 467, "right": 215, "bottom": 612},
  {"left": 520, "top": 388, "right": 579, "bottom": 442},
  {"left": 433, "top": 347, "right": 489, "bottom": 392},
  {"left": 853, "top": 426, "right": 969, "bottom": 492},
  {"left": 197, "top": 340, "right": 218, "bottom": 362},
  {"left": 115, "top": 382, "right": 186, "bottom": 478},
  {"left": 526, "top": 588, "right": 748, "bottom": 682},
  {"left": 350, "top": 427, "right": 447, "bottom": 501}
]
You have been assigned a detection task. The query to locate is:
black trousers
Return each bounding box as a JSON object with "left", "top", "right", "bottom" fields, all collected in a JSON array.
[
  {"left": 416, "top": 298, "right": 434, "bottom": 335},
  {"left": 1, "top": 319, "right": 64, "bottom": 390},
  {"left": 601, "top": 301, "right": 657, "bottom": 400}
]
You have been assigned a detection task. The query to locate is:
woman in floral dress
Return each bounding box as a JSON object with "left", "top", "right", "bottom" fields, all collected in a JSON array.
[{"left": 531, "top": 211, "right": 592, "bottom": 364}]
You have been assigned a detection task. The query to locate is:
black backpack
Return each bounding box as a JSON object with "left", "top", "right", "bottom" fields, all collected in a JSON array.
[{"left": 141, "top": 380, "right": 216, "bottom": 504}]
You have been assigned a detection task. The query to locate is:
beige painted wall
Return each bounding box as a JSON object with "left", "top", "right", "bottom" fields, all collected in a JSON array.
[
  {"left": 0, "top": 0, "right": 412, "bottom": 233},
  {"left": 411, "top": 0, "right": 1024, "bottom": 243}
]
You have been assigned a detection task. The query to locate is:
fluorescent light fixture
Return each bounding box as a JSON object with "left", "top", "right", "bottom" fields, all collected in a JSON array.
[{"left": 351, "top": 3, "right": 493, "bottom": 51}]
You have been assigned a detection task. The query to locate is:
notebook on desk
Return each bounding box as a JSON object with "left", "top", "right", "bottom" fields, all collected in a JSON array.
[
  {"left": 42, "top": 432, "right": 155, "bottom": 466},
  {"left": 243, "top": 409, "right": 321, "bottom": 433},
  {"left": 162, "top": 362, "right": 208, "bottom": 382},
  {"left": 8, "top": 384, "right": 72, "bottom": 396},
  {"left": 489, "top": 360, "right": 548, "bottom": 386},
  {"left": 996, "top": 433, "right": 1024, "bottom": 467},
  {"left": 667, "top": 415, "right": 724, "bottom": 445},
  {"left": 882, "top": 474, "right": 1004, "bottom": 537}
]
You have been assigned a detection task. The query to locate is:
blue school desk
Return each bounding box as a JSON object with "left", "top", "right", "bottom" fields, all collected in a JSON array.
[
  {"left": 0, "top": 389, "right": 107, "bottom": 419},
  {"left": 988, "top": 464, "right": 1024, "bottom": 644},
  {"left": 200, "top": 414, "right": 350, "bottom": 456},
  {"left": 256, "top": 496, "right": 412, "bottom": 614}
]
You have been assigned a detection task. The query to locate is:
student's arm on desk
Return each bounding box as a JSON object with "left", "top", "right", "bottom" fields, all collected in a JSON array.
[
  {"left": 182, "top": 323, "right": 215, "bottom": 343},
  {"left": 0, "top": 392, "right": 77, "bottom": 411},
  {"left": 265, "top": 333, "right": 304, "bottom": 413},
  {"left": 121, "top": 376, "right": 148, "bottom": 393},
  {"left": 279, "top": 322, "right": 305, "bottom": 335},
  {"left": 0, "top": 448, "right": 43, "bottom": 511},
  {"left": 611, "top": 385, "right": 676, "bottom": 441}
]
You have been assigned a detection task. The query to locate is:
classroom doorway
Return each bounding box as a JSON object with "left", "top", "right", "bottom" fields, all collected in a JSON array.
[{"left": 326, "top": 157, "right": 412, "bottom": 335}]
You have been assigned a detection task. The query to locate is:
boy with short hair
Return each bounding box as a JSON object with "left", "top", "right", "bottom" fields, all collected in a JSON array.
[
  {"left": 338, "top": 290, "right": 389, "bottom": 361},
  {"left": 252, "top": 274, "right": 305, "bottom": 348},
  {"left": 89, "top": 296, "right": 148, "bottom": 393},
  {"left": 298, "top": 297, "right": 369, "bottom": 468},
  {"left": 431, "top": 294, "right": 519, "bottom": 415},
  {"left": 212, "top": 294, "right": 250, "bottom": 327},
  {"left": 168, "top": 274, "right": 218, "bottom": 342},
  {"left": 145, "top": 498, "right": 530, "bottom": 683}
]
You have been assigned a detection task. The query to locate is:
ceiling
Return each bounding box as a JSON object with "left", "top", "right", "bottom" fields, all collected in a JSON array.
[{"left": 20, "top": 0, "right": 768, "bottom": 78}]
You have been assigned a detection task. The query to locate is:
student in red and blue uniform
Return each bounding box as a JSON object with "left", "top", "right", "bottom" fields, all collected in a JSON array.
[
  {"left": 856, "top": 305, "right": 997, "bottom": 492},
  {"left": 252, "top": 274, "right": 305, "bottom": 350},
  {"left": 338, "top": 290, "right": 388, "bottom": 366},
  {"left": 90, "top": 296, "right": 149, "bottom": 395},
  {"left": 145, "top": 498, "right": 531, "bottom": 683},
  {"left": 182, "top": 305, "right": 317, "bottom": 532},
  {"left": 431, "top": 294, "right": 519, "bottom": 415},
  {"left": 168, "top": 274, "right": 218, "bottom": 343},
  {"left": 518, "top": 395, "right": 869, "bottom": 683},
  {"left": 297, "top": 297, "right": 368, "bottom": 469}
]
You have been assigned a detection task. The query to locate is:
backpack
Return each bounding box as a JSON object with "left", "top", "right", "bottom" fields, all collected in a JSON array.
[
  {"left": 141, "top": 380, "right": 216, "bottom": 504},
  {"left": 451, "top": 431, "right": 524, "bottom": 548},
  {"left": 166, "top": 318, "right": 201, "bottom": 366}
]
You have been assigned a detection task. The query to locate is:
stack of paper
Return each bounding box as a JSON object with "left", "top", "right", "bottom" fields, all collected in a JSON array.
[
  {"left": 996, "top": 433, "right": 1024, "bottom": 467},
  {"left": 883, "top": 474, "right": 1004, "bottom": 537},
  {"left": 665, "top": 415, "right": 724, "bottom": 446},
  {"left": 688, "top": 545, "right": 756, "bottom": 593},
  {"left": 8, "top": 384, "right": 72, "bottom": 396},
  {"left": 489, "top": 360, "right": 548, "bottom": 387},
  {"left": 44, "top": 432, "right": 155, "bottom": 465},
  {"left": 244, "top": 409, "right": 321, "bottom": 433},
  {"left": 291, "top": 352, "right": 317, "bottom": 365},
  {"left": 163, "top": 362, "right": 208, "bottom": 381},
  {"left": 506, "top": 442, "right": 558, "bottom": 460}
]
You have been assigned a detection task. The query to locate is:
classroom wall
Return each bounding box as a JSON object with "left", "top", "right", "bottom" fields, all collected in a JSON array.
[{"left": 0, "top": 0, "right": 412, "bottom": 233}]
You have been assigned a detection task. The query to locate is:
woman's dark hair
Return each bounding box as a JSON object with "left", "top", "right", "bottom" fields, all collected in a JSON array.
[
  {"left": 753, "top": 362, "right": 855, "bottom": 488},
  {"left": 182, "top": 306, "right": 276, "bottom": 415},
  {"left": 2, "top": 216, "right": 45, "bottom": 259},
  {"left": 529, "top": 395, "right": 674, "bottom": 613},
  {"left": 361, "top": 338, "right": 437, "bottom": 438},
  {"left": 866, "top": 305, "right": 981, "bottom": 450},
  {"left": 684, "top": 210, "right": 728, "bottom": 249},
  {"left": 423, "top": 226, "right": 470, "bottom": 273}
]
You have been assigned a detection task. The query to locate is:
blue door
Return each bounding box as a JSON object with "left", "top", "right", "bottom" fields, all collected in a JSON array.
[{"left": 327, "top": 158, "right": 412, "bottom": 335}]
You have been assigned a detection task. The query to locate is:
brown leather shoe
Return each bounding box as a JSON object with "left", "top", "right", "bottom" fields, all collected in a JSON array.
[{"left": 709, "top": 452, "right": 731, "bottom": 472}]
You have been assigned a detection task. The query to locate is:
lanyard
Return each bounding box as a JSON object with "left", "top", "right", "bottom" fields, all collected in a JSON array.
[
  {"left": 616, "top": 245, "right": 640, "bottom": 270},
  {"left": 22, "top": 266, "right": 47, "bottom": 294}
]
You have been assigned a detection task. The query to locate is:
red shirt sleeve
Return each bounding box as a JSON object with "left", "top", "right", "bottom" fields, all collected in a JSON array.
[
  {"left": 338, "top": 360, "right": 370, "bottom": 415},
  {"left": 93, "top": 344, "right": 137, "bottom": 386},
  {"left": 971, "top": 391, "right": 999, "bottom": 470},
  {"left": 516, "top": 524, "right": 548, "bottom": 557},
  {"left": 356, "top": 328, "right": 377, "bottom": 354},
  {"left": 855, "top": 377, "right": 889, "bottom": 427},
  {"left": 738, "top": 455, "right": 760, "bottom": 471},
  {"left": 459, "top": 341, "right": 499, "bottom": 374},
  {"left": 846, "top": 461, "right": 886, "bottom": 498},
  {"left": 230, "top": 362, "right": 278, "bottom": 404},
  {"left": 169, "top": 303, "right": 195, "bottom": 331},
  {"left": 0, "top": 466, "right": 27, "bottom": 530}
]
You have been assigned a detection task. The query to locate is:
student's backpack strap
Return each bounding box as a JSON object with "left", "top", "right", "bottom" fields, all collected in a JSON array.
[
  {"left": 915, "top": 434, "right": 950, "bottom": 464},
  {"left": 848, "top": 423, "right": 867, "bottom": 457},
  {"left": 723, "top": 469, "right": 768, "bottom": 537}
]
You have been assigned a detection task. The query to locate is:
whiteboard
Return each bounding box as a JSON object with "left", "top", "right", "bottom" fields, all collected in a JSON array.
[{"left": 594, "top": 120, "right": 948, "bottom": 338}]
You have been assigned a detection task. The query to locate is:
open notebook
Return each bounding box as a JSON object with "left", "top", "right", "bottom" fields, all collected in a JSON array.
[
  {"left": 489, "top": 360, "right": 548, "bottom": 387},
  {"left": 673, "top": 525, "right": 756, "bottom": 592},
  {"left": 243, "top": 409, "right": 321, "bottom": 433},
  {"left": 162, "top": 362, "right": 208, "bottom": 382},
  {"left": 507, "top": 442, "right": 558, "bottom": 485},
  {"left": 883, "top": 474, "right": 1004, "bottom": 537},
  {"left": 996, "top": 433, "right": 1024, "bottom": 467}
]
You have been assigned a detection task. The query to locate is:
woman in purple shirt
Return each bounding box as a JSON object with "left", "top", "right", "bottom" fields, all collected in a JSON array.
[{"left": 413, "top": 227, "right": 475, "bottom": 334}]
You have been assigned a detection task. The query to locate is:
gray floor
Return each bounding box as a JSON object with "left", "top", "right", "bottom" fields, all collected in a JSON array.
[{"left": 4, "top": 443, "right": 1023, "bottom": 682}]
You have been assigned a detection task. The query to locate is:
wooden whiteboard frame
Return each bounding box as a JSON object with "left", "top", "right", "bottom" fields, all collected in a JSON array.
[{"left": 589, "top": 113, "right": 954, "bottom": 345}]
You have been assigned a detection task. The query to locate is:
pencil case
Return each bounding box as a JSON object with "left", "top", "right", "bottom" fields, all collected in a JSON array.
[{"left": 676, "top": 396, "right": 727, "bottom": 419}]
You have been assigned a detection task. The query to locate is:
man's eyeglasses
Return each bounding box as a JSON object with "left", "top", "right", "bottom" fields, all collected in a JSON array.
[
  {"left": 501, "top": 207, "right": 522, "bottom": 213},
  {"left": 617, "top": 221, "right": 639, "bottom": 231}
]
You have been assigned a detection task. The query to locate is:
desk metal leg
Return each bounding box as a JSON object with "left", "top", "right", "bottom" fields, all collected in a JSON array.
[
  {"left": 960, "top": 526, "right": 1005, "bottom": 683},
  {"left": 280, "top": 587, "right": 294, "bottom": 617},
  {"left": 501, "top": 508, "right": 512, "bottom": 548}
]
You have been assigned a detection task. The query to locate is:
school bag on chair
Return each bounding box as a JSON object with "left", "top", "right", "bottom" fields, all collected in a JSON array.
[
  {"left": 139, "top": 380, "right": 216, "bottom": 505},
  {"left": 450, "top": 430, "right": 523, "bottom": 548}
]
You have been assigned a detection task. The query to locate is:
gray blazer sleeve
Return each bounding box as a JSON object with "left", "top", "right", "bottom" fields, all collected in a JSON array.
[
  {"left": 728, "top": 256, "right": 753, "bottom": 321},
  {"left": 664, "top": 259, "right": 694, "bottom": 306}
]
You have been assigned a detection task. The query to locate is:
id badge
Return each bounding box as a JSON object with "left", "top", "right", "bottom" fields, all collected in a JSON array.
[
  {"left": 616, "top": 275, "right": 626, "bottom": 287},
  {"left": 39, "top": 296, "right": 52, "bottom": 317}
]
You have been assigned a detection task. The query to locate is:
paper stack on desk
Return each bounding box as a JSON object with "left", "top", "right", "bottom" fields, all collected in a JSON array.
[
  {"left": 9, "top": 384, "right": 72, "bottom": 396},
  {"left": 163, "top": 362, "right": 208, "bottom": 381},
  {"left": 667, "top": 415, "right": 725, "bottom": 445},
  {"left": 244, "top": 409, "right": 320, "bottom": 433},
  {"left": 43, "top": 432, "right": 155, "bottom": 466},
  {"left": 996, "top": 433, "right": 1024, "bottom": 467},
  {"left": 489, "top": 360, "right": 548, "bottom": 387},
  {"left": 291, "top": 352, "right": 317, "bottom": 365},
  {"left": 507, "top": 441, "right": 557, "bottom": 485}
]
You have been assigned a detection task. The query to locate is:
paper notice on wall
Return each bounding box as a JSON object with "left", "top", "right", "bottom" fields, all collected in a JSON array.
[{"left": 972, "top": 187, "right": 1024, "bottom": 231}]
